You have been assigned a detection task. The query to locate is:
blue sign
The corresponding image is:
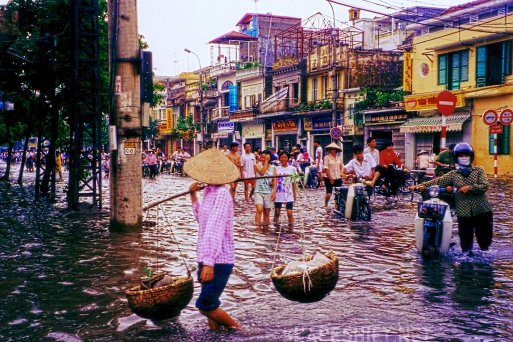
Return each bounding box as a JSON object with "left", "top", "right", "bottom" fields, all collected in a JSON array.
[
  {"left": 311, "top": 115, "right": 332, "bottom": 131},
  {"left": 218, "top": 121, "right": 234, "bottom": 132},
  {"left": 0, "top": 101, "right": 14, "bottom": 111}
]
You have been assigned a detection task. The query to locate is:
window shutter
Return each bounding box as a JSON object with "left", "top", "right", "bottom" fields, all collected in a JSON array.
[
  {"left": 476, "top": 46, "right": 487, "bottom": 87},
  {"left": 502, "top": 40, "right": 512, "bottom": 77},
  {"left": 489, "top": 125, "right": 511, "bottom": 155},
  {"left": 438, "top": 54, "right": 447, "bottom": 85},
  {"left": 461, "top": 50, "right": 469, "bottom": 81}
]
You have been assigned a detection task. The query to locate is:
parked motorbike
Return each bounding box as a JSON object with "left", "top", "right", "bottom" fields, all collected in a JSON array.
[
  {"left": 303, "top": 166, "right": 321, "bottom": 189},
  {"left": 333, "top": 176, "right": 372, "bottom": 222},
  {"left": 413, "top": 185, "right": 456, "bottom": 258}
]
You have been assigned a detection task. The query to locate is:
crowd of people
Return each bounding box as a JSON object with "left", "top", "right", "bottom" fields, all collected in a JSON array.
[{"left": 183, "top": 141, "right": 494, "bottom": 330}]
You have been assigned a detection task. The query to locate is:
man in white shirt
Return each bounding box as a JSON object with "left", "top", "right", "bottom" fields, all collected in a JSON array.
[
  {"left": 241, "top": 143, "right": 256, "bottom": 201},
  {"left": 313, "top": 140, "right": 324, "bottom": 186},
  {"left": 342, "top": 144, "right": 379, "bottom": 195},
  {"left": 363, "top": 137, "right": 380, "bottom": 165},
  {"left": 221, "top": 144, "right": 230, "bottom": 156}
]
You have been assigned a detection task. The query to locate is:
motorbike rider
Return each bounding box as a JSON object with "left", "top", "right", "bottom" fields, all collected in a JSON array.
[
  {"left": 409, "top": 143, "right": 493, "bottom": 255},
  {"left": 434, "top": 143, "right": 456, "bottom": 176},
  {"left": 365, "top": 141, "right": 406, "bottom": 200},
  {"left": 342, "top": 144, "right": 376, "bottom": 196}
]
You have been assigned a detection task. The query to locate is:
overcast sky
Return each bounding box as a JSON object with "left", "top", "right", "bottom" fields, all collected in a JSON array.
[
  {"left": 0, "top": 0, "right": 471, "bottom": 76},
  {"left": 137, "top": 0, "right": 468, "bottom": 76}
]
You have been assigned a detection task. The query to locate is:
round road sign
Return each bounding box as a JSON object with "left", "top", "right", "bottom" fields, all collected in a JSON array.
[
  {"left": 330, "top": 127, "right": 342, "bottom": 140},
  {"left": 482, "top": 109, "right": 498, "bottom": 126},
  {"left": 436, "top": 90, "right": 457, "bottom": 116},
  {"left": 499, "top": 109, "right": 513, "bottom": 125}
]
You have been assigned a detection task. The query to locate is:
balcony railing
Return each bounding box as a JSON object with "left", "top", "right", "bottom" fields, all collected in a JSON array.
[
  {"left": 210, "top": 62, "right": 238, "bottom": 77},
  {"left": 203, "top": 89, "right": 219, "bottom": 98},
  {"left": 212, "top": 106, "right": 229, "bottom": 120},
  {"left": 230, "top": 109, "right": 255, "bottom": 121},
  {"left": 236, "top": 66, "right": 263, "bottom": 80}
]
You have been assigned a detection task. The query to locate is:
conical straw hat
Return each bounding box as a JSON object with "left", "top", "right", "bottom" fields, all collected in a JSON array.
[
  {"left": 325, "top": 142, "right": 342, "bottom": 152},
  {"left": 183, "top": 148, "right": 240, "bottom": 185}
]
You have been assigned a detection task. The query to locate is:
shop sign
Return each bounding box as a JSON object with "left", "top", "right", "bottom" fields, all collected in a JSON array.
[
  {"left": 212, "top": 133, "right": 229, "bottom": 139},
  {"left": 303, "top": 117, "right": 313, "bottom": 131},
  {"left": 273, "top": 119, "right": 297, "bottom": 132},
  {"left": 341, "top": 125, "right": 354, "bottom": 135},
  {"left": 159, "top": 108, "right": 174, "bottom": 134},
  {"left": 366, "top": 113, "right": 408, "bottom": 123},
  {"left": 404, "top": 92, "right": 464, "bottom": 111},
  {"left": 218, "top": 121, "right": 234, "bottom": 132},
  {"left": 311, "top": 116, "right": 332, "bottom": 131},
  {"left": 403, "top": 53, "right": 412, "bottom": 92}
]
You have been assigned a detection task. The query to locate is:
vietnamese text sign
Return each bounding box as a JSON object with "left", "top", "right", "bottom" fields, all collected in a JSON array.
[
  {"left": 273, "top": 119, "right": 297, "bottom": 132},
  {"left": 403, "top": 53, "right": 412, "bottom": 92},
  {"left": 405, "top": 92, "right": 464, "bottom": 111},
  {"left": 311, "top": 115, "right": 332, "bottom": 131},
  {"left": 218, "top": 121, "right": 234, "bottom": 132}
]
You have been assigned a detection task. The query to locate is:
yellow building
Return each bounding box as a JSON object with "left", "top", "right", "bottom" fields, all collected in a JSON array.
[{"left": 405, "top": 0, "right": 513, "bottom": 175}]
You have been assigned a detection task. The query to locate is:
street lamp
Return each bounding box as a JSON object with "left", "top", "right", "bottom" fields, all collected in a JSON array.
[{"left": 184, "top": 48, "right": 205, "bottom": 147}]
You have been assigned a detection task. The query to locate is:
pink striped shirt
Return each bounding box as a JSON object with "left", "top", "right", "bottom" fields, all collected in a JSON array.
[{"left": 192, "top": 185, "right": 235, "bottom": 266}]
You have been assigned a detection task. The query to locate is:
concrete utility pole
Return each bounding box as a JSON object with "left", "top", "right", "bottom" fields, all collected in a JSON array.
[
  {"left": 328, "top": 1, "right": 340, "bottom": 132},
  {"left": 108, "top": 0, "right": 143, "bottom": 232}
]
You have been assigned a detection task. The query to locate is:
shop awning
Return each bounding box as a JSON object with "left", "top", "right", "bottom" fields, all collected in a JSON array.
[{"left": 400, "top": 114, "right": 470, "bottom": 133}]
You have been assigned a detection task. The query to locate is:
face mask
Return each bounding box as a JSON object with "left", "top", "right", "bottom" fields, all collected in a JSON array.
[{"left": 457, "top": 157, "right": 471, "bottom": 166}]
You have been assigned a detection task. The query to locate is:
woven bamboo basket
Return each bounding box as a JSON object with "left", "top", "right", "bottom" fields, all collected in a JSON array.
[
  {"left": 270, "top": 253, "right": 339, "bottom": 303},
  {"left": 125, "top": 274, "right": 194, "bottom": 320}
]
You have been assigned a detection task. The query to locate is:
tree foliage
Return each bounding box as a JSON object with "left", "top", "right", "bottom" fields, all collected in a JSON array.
[{"left": 172, "top": 114, "right": 200, "bottom": 140}]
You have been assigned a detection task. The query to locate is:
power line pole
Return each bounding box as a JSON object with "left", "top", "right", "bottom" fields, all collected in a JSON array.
[{"left": 108, "top": 0, "right": 143, "bottom": 232}]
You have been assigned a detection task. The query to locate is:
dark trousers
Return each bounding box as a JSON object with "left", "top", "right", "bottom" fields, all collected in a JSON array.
[
  {"left": 457, "top": 212, "right": 493, "bottom": 252},
  {"left": 376, "top": 165, "right": 400, "bottom": 194}
]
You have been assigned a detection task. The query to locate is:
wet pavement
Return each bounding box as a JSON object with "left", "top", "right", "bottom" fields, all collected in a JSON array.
[{"left": 1, "top": 162, "right": 513, "bottom": 341}]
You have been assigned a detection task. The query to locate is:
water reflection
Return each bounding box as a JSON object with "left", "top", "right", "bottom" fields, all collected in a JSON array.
[
  {"left": 1, "top": 168, "right": 513, "bottom": 340},
  {"left": 451, "top": 262, "right": 494, "bottom": 309}
]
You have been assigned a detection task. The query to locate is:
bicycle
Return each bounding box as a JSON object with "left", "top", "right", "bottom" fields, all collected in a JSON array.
[{"left": 374, "top": 165, "right": 416, "bottom": 202}]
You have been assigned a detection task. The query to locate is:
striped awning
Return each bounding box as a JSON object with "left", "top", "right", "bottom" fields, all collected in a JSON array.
[{"left": 400, "top": 114, "right": 470, "bottom": 133}]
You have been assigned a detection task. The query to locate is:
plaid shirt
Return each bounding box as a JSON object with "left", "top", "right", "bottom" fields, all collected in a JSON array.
[
  {"left": 421, "top": 166, "right": 492, "bottom": 217},
  {"left": 192, "top": 185, "right": 235, "bottom": 266}
]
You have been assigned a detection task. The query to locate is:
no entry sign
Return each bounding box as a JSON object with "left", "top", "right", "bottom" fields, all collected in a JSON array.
[
  {"left": 483, "top": 109, "right": 498, "bottom": 126},
  {"left": 499, "top": 109, "right": 513, "bottom": 125},
  {"left": 436, "top": 91, "right": 457, "bottom": 116}
]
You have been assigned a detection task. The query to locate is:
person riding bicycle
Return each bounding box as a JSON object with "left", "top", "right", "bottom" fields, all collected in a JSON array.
[
  {"left": 342, "top": 145, "right": 376, "bottom": 196},
  {"left": 365, "top": 141, "right": 406, "bottom": 198},
  {"left": 410, "top": 143, "right": 493, "bottom": 255}
]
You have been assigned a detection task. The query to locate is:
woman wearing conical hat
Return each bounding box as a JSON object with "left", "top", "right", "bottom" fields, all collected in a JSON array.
[
  {"left": 323, "top": 142, "right": 344, "bottom": 207},
  {"left": 184, "top": 148, "right": 241, "bottom": 330}
]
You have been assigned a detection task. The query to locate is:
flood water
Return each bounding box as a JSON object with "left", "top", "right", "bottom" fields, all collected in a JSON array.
[{"left": 1, "top": 164, "right": 513, "bottom": 341}]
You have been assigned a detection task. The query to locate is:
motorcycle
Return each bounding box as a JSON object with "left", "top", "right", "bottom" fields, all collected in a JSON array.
[
  {"left": 303, "top": 166, "right": 321, "bottom": 189},
  {"left": 413, "top": 185, "right": 456, "bottom": 258},
  {"left": 333, "top": 176, "right": 372, "bottom": 222}
]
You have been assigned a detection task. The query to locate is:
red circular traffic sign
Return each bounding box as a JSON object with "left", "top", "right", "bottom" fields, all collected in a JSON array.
[
  {"left": 436, "top": 90, "right": 457, "bottom": 116},
  {"left": 483, "top": 109, "right": 498, "bottom": 126},
  {"left": 499, "top": 109, "right": 513, "bottom": 125},
  {"left": 330, "top": 127, "right": 342, "bottom": 140}
]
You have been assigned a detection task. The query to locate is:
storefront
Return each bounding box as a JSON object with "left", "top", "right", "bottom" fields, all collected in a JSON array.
[
  {"left": 400, "top": 113, "right": 471, "bottom": 167},
  {"left": 363, "top": 109, "right": 409, "bottom": 163},
  {"left": 242, "top": 120, "right": 265, "bottom": 151},
  {"left": 272, "top": 118, "right": 298, "bottom": 152}
]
